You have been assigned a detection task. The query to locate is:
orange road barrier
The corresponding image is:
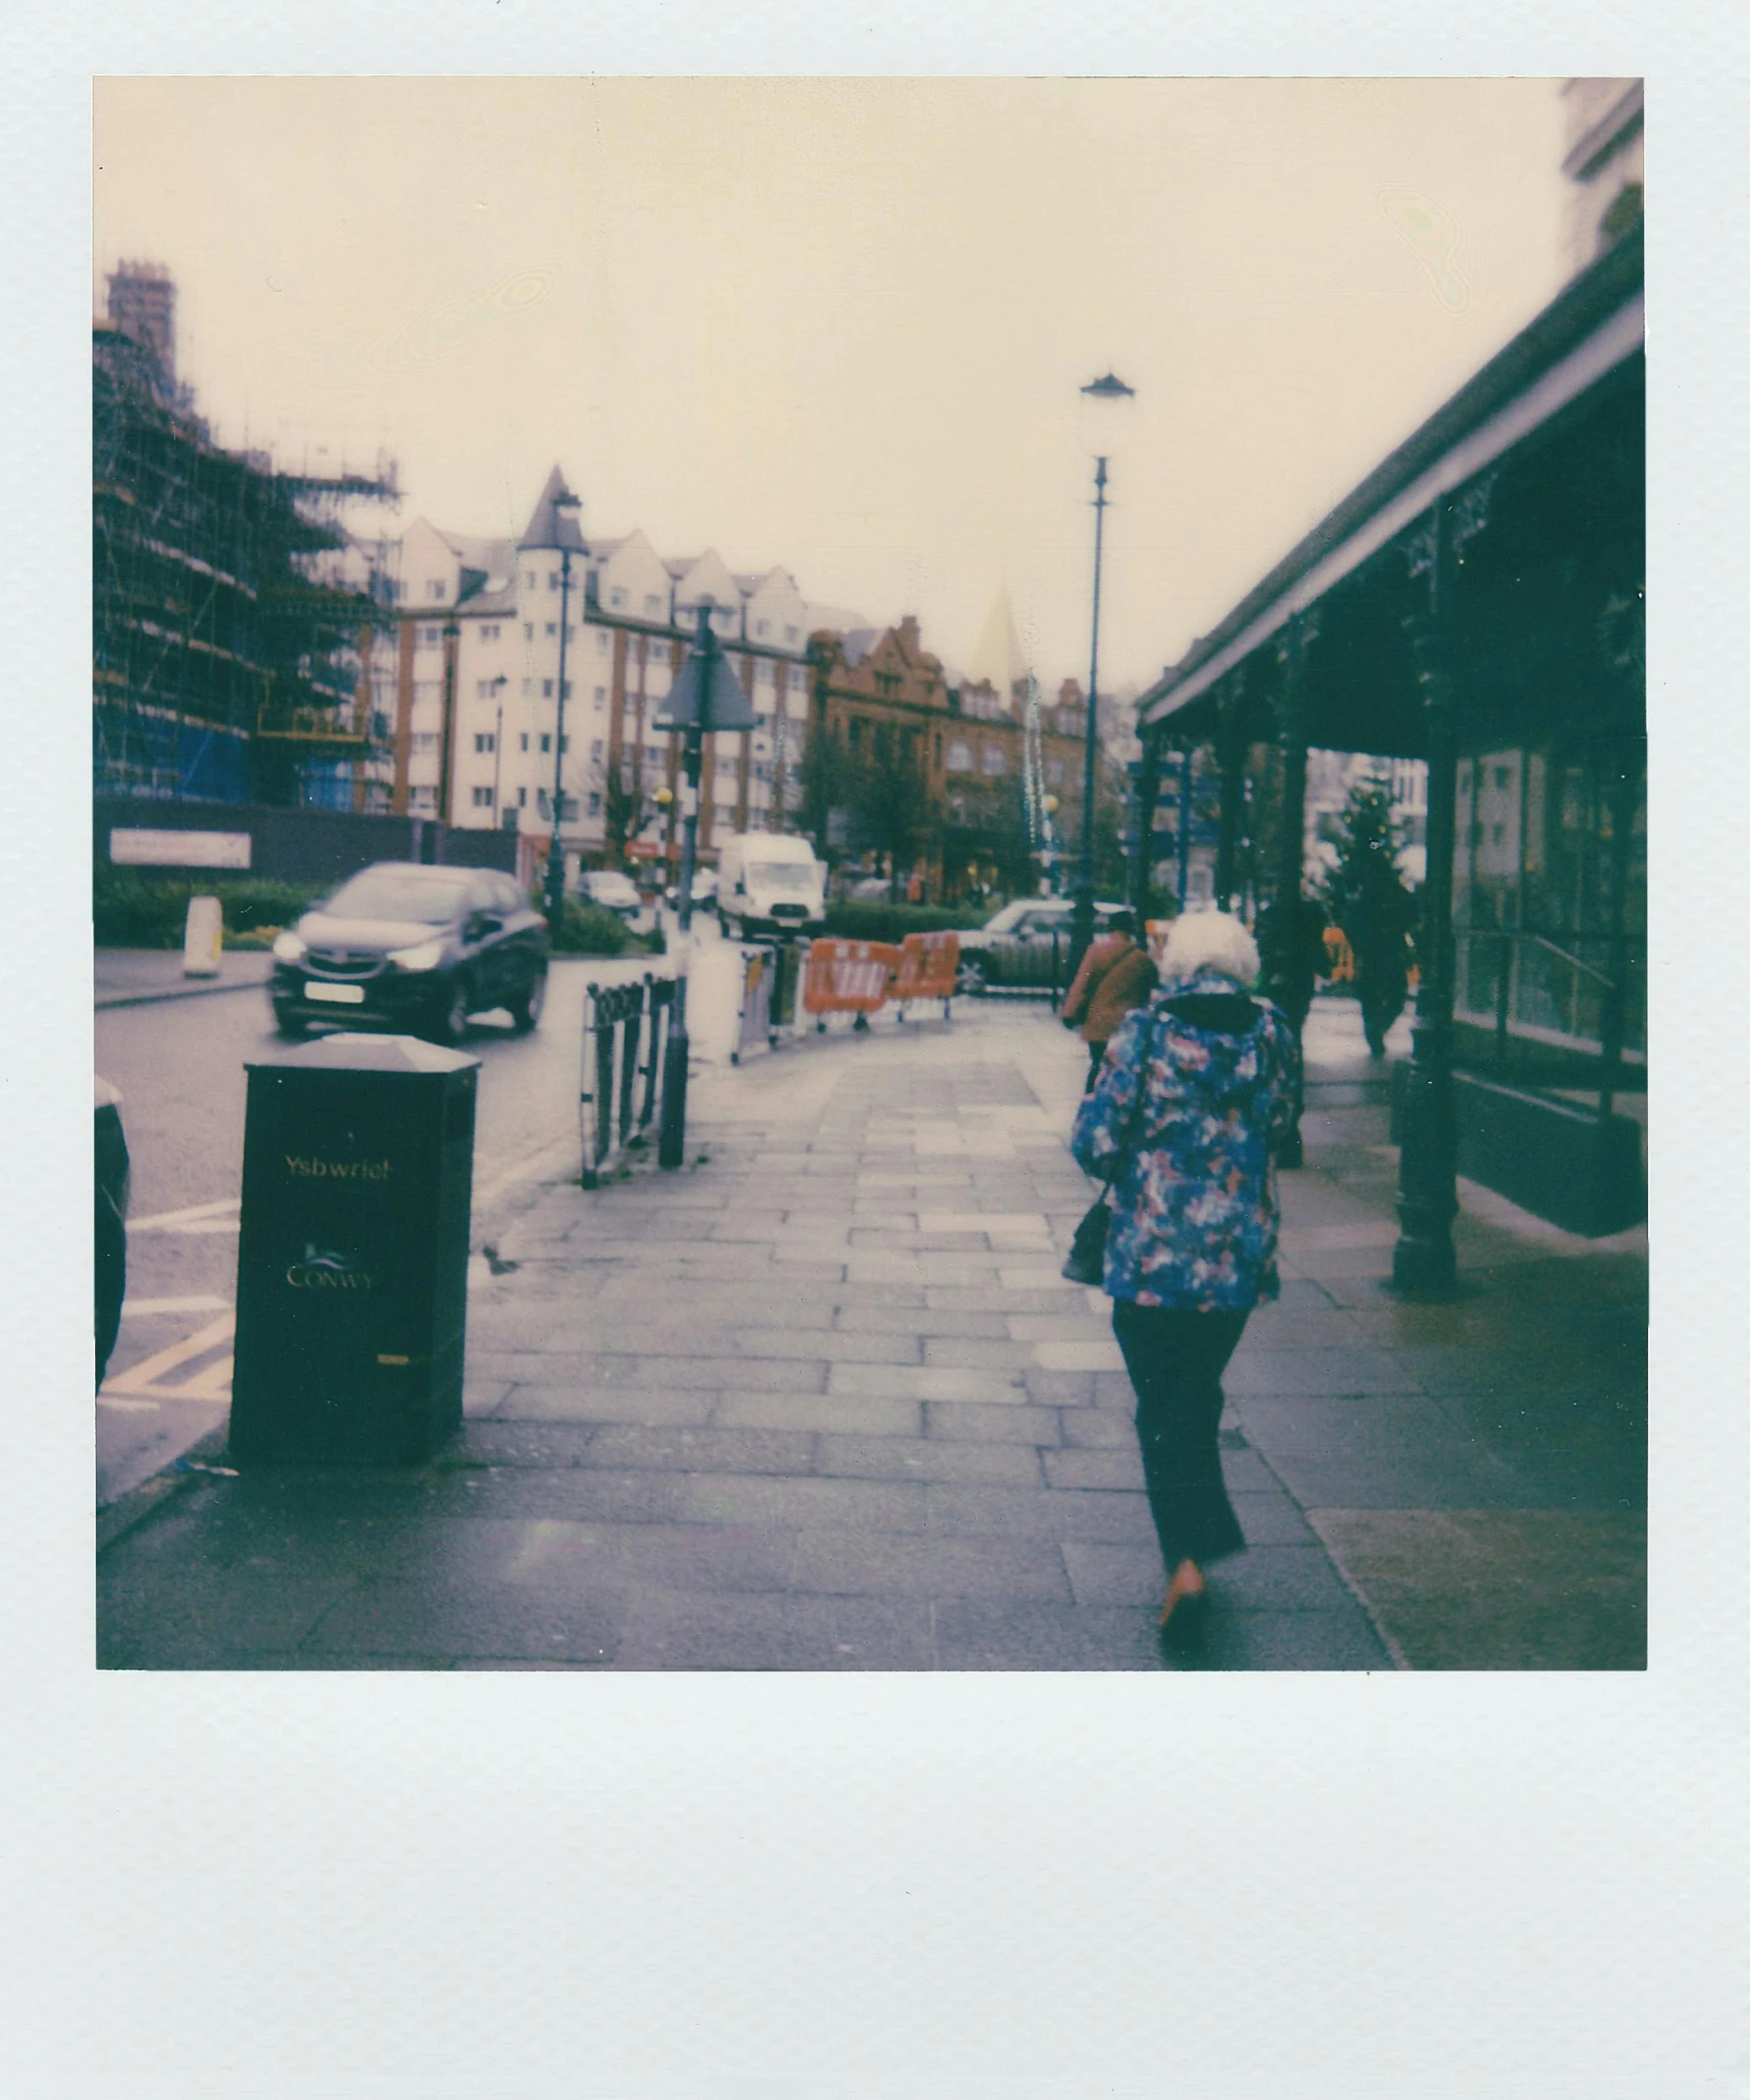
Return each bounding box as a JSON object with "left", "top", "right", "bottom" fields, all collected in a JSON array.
[
  {"left": 890, "top": 931, "right": 959, "bottom": 1020},
  {"left": 803, "top": 939, "right": 902, "bottom": 1029}
]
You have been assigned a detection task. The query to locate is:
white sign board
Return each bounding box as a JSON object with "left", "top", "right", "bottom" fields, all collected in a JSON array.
[{"left": 110, "top": 828, "right": 253, "bottom": 870}]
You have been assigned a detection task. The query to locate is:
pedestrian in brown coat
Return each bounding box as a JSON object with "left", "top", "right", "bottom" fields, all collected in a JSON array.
[{"left": 1061, "top": 908, "right": 1159, "bottom": 1089}]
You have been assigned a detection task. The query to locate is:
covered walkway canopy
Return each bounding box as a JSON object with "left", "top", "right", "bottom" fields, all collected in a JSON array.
[{"left": 1135, "top": 227, "right": 1644, "bottom": 1286}]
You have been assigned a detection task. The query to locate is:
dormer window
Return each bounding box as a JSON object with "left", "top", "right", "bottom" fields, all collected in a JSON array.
[
  {"left": 428, "top": 581, "right": 446, "bottom": 601},
  {"left": 610, "top": 587, "right": 627, "bottom": 609}
]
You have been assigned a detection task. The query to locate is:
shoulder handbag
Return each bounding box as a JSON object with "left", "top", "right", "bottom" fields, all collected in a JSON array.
[{"left": 1061, "top": 1014, "right": 1156, "bottom": 1287}]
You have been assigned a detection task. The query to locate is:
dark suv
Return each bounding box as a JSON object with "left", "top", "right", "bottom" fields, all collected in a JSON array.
[{"left": 270, "top": 863, "right": 549, "bottom": 1043}]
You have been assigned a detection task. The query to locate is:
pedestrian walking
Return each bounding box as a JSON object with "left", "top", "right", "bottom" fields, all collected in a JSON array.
[
  {"left": 1341, "top": 877, "right": 1414, "bottom": 1057},
  {"left": 1059, "top": 907, "right": 1158, "bottom": 1090},
  {"left": 1070, "top": 910, "right": 1300, "bottom": 1648}
]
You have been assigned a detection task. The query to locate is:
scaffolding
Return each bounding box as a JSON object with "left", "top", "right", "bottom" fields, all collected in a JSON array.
[{"left": 92, "top": 322, "right": 399, "bottom": 807}]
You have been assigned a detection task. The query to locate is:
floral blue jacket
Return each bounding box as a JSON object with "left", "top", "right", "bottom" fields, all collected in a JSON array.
[{"left": 1070, "top": 970, "right": 1301, "bottom": 1310}]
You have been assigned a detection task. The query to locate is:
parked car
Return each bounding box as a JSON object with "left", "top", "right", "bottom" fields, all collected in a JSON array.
[
  {"left": 577, "top": 868, "right": 643, "bottom": 922},
  {"left": 664, "top": 867, "right": 718, "bottom": 912},
  {"left": 95, "top": 1076, "right": 130, "bottom": 1390},
  {"left": 270, "top": 863, "right": 549, "bottom": 1043},
  {"left": 952, "top": 896, "right": 1129, "bottom": 994}
]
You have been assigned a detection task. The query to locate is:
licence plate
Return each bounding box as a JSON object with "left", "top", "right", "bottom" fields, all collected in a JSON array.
[{"left": 307, "top": 982, "right": 366, "bottom": 1004}]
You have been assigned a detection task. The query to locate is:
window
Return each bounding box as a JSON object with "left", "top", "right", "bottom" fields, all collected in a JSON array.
[
  {"left": 561, "top": 680, "right": 572, "bottom": 700},
  {"left": 848, "top": 719, "right": 863, "bottom": 750},
  {"left": 1046, "top": 757, "right": 1065, "bottom": 786},
  {"left": 517, "top": 786, "right": 527, "bottom": 807},
  {"left": 643, "top": 594, "right": 661, "bottom": 615},
  {"left": 548, "top": 570, "right": 560, "bottom": 591},
  {"left": 523, "top": 623, "right": 534, "bottom": 641},
  {"left": 609, "top": 587, "right": 627, "bottom": 609},
  {"left": 420, "top": 625, "right": 442, "bottom": 646},
  {"left": 474, "top": 680, "right": 498, "bottom": 699},
  {"left": 982, "top": 746, "right": 1007, "bottom": 776},
  {"left": 522, "top": 570, "right": 535, "bottom": 591},
  {"left": 411, "top": 731, "right": 438, "bottom": 753},
  {"left": 587, "top": 791, "right": 602, "bottom": 816},
  {"left": 478, "top": 623, "right": 500, "bottom": 642},
  {"left": 539, "top": 732, "right": 551, "bottom": 753},
  {"left": 542, "top": 679, "right": 554, "bottom": 698},
  {"left": 427, "top": 582, "right": 446, "bottom": 602},
  {"left": 473, "top": 732, "right": 495, "bottom": 753},
  {"left": 522, "top": 680, "right": 533, "bottom": 698},
  {"left": 596, "top": 630, "right": 609, "bottom": 653},
  {"left": 784, "top": 625, "right": 798, "bottom": 643},
  {"left": 593, "top": 686, "right": 606, "bottom": 706},
  {"left": 590, "top": 739, "right": 603, "bottom": 760},
  {"left": 560, "top": 735, "right": 570, "bottom": 753},
  {"left": 471, "top": 785, "right": 493, "bottom": 808},
  {"left": 414, "top": 681, "right": 439, "bottom": 705},
  {"left": 545, "top": 621, "right": 557, "bottom": 637},
  {"left": 946, "top": 739, "right": 973, "bottom": 773},
  {"left": 519, "top": 732, "right": 529, "bottom": 751}
]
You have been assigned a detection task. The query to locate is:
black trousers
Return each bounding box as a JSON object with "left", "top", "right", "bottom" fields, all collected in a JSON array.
[{"left": 1111, "top": 1300, "right": 1251, "bottom": 1572}]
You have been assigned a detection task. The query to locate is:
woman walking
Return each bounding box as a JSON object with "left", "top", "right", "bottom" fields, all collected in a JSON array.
[
  {"left": 1070, "top": 911, "right": 1300, "bottom": 1648},
  {"left": 1059, "top": 907, "right": 1158, "bottom": 1090}
]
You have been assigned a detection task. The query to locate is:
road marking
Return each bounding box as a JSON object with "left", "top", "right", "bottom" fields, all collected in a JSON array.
[
  {"left": 121, "top": 1294, "right": 231, "bottom": 1318},
  {"left": 103, "top": 1312, "right": 235, "bottom": 1397},
  {"left": 130, "top": 1197, "right": 241, "bottom": 1233},
  {"left": 178, "top": 1352, "right": 235, "bottom": 1398}
]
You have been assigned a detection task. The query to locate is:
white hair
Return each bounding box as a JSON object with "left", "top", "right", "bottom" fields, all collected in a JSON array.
[{"left": 1159, "top": 909, "right": 1260, "bottom": 987}]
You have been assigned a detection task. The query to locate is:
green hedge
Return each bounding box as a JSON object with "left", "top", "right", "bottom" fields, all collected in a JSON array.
[
  {"left": 821, "top": 900, "right": 970, "bottom": 944},
  {"left": 93, "top": 865, "right": 330, "bottom": 950},
  {"left": 547, "top": 898, "right": 659, "bottom": 956}
]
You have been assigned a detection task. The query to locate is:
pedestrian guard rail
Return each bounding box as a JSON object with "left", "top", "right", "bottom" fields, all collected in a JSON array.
[{"left": 579, "top": 972, "right": 677, "bottom": 1187}]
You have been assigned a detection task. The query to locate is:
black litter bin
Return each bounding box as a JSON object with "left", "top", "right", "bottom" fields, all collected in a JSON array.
[{"left": 229, "top": 1033, "right": 480, "bottom": 1466}]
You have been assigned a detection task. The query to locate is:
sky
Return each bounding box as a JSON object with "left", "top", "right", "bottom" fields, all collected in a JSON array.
[{"left": 92, "top": 76, "right": 1570, "bottom": 698}]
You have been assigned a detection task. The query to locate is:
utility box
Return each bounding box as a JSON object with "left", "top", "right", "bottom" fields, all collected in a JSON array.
[{"left": 229, "top": 1033, "right": 480, "bottom": 1466}]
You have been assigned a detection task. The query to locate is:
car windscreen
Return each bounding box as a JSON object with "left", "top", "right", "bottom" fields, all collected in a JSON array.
[
  {"left": 983, "top": 901, "right": 1059, "bottom": 933},
  {"left": 749, "top": 863, "right": 816, "bottom": 892},
  {"left": 323, "top": 871, "right": 472, "bottom": 924}
]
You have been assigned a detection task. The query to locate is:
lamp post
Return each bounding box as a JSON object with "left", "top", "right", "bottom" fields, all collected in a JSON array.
[
  {"left": 1041, "top": 791, "right": 1061, "bottom": 895},
  {"left": 535, "top": 490, "right": 585, "bottom": 938},
  {"left": 1070, "top": 372, "right": 1135, "bottom": 978},
  {"left": 438, "top": 617, "right": 461, "bottom": 833},
  {"left": 652, "top": 598, "right": 757, "bottom": 1168},
  {"left": 489, "top": 673, "right": 508, "bottom": 821}
]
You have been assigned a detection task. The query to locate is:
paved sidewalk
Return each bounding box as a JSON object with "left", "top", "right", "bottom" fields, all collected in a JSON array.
[
  {"left": 96, "top": 947, "right": 274, "bottom": 1008},
  {"left": 97, "top": 994, "right": 1646, "bottom": 1670}
]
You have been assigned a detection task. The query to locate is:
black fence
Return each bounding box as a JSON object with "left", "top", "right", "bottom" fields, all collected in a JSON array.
[
  {"left": 95, "top": 798, "right": 517, "bottom": 886},
  {"left": 579, "top": 974, "right": 677, "bottom": 1188}
]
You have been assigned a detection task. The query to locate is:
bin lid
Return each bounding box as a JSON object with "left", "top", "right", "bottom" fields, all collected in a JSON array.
[{"left": 245, "top": 1033, "right": 480, "bottom": 1076}]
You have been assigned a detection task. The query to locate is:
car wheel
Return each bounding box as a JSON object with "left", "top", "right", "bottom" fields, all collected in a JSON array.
[
  {"left": 432, "top": 976, "right": 473, "bottom": 1045},
  {"left": 957, "top": 957, "right": 989, "bottom": 997},
  {"left": 94, "top": 1201, "right": 126, "bottom": 1391},
  {"left": 273, "top": 1004, "right": 309, "bottom": 1040},
  {"left": 509, "top": 964, "right": 547, "bottom": 1035}
]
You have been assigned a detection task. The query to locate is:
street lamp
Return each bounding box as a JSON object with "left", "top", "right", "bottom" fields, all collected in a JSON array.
[
  {"left": 1070, "top": 371, "right": 1136, "bottom": 976},
  {"left": 1041, "top": 791, "right": 1061, "bottom": 895},
  {"left": 519, "top": 480, "right": 587, "bottom": 935},
  {"left": 651, "top": 598, "right": 757, "bottom": 1168},
  {"left": 438, "top": 617, "right": 461, "bottom": 833},
  {"left": 488, "top": 673, "right": 508, "bottom": 822}
]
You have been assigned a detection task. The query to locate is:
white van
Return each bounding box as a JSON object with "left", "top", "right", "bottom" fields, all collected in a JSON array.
[{"left": 715, "top": 831, "right": 826, "bottom": 940}]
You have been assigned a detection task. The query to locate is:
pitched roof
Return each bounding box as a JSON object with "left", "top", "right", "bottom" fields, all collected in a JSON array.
[{"left": 517, "top": 466, "right": 587, "bottom": 553}]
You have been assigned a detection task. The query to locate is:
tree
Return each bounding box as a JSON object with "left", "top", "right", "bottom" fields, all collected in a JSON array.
[
  {"left": 1320, "top": 772, "right": 1413, "bottom": 1055},
  {"left": 600, "top": 759, "right": 648, "bottom": 867},
  {"left": 843, "top": 728, "right": 944, "bottom": 899}
]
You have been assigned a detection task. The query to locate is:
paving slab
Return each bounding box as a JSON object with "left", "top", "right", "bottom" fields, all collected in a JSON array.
[{"left": 98, "top": 993, "right": 1643, "bottom": 1671}]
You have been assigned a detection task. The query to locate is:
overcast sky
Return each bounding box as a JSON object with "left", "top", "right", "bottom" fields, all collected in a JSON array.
[{"left": 93, "top": 77, "right": 1570, "bottom": 695}]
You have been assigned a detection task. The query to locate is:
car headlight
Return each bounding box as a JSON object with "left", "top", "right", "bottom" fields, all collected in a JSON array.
[
  {"left": 272, "top": 931, "right": 307, "bottom": 963},
  {"left": 388, "top": 940, "right": 445, "bottom": 972}
]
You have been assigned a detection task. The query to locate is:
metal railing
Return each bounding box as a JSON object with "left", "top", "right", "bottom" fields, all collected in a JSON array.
[
  {"left": 1454, "top": 926, "right": 1644, "bottom": 1118},
  {"left": 578, "top": 973, "right": 677, "bottom": 1188}
]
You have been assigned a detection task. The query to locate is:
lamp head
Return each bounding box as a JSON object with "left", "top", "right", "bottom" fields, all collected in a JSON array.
[{"left": 1078, "top": 371, "right": 1137, "bottom": 460}]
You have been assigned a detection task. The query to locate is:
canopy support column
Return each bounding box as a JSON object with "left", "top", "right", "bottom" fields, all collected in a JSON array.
[{"left": 1393, "top": 501, "right": 1463, "bottom": 1293}]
